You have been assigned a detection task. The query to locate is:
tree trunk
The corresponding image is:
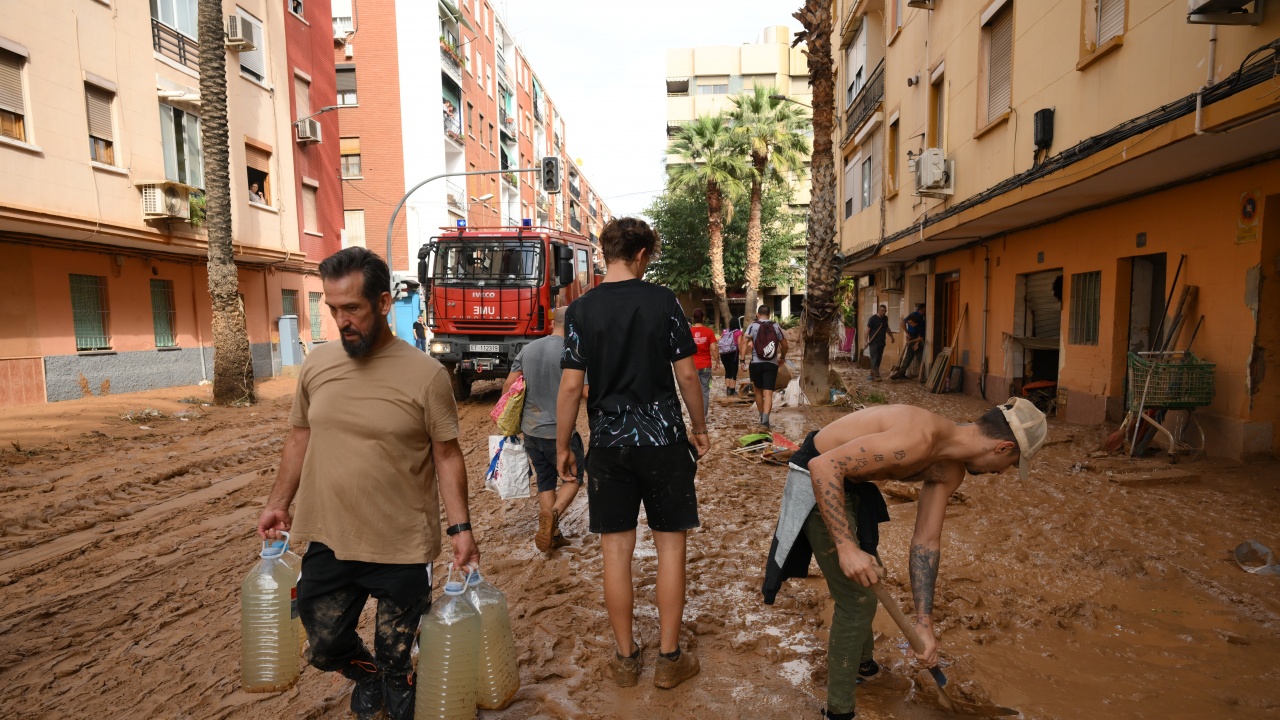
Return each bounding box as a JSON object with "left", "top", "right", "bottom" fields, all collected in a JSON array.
[
  {"left": 744, "top": 154, "right": 765, "bottom": 320},
  {"left": 796, "top": 1, "right": 838, "bottom": 405},
  {"left": 199, "top": 0, "right": 256, "bottom": 406},
  {"left": 706, "top": 183, "right": 732, "bottom": 323}
]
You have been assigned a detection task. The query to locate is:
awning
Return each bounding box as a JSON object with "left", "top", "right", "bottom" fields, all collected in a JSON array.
[{"left": 439, "top": 0, "right": 473, "bottom": 31}]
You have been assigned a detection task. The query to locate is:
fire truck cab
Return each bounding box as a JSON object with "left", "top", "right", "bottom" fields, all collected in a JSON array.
[{"left": 417, "top": 224, "right": 600, "bottom": 400}]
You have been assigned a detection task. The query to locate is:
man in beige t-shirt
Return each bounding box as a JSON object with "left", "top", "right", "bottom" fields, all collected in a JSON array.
[{"left": 257, "top": 247, "right": 478, "bottom": 720}]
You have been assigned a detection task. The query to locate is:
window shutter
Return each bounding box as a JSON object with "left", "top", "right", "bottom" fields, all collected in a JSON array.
[
  {"left": 303, "top": 186, "right": 318, "bottom": 232},
  {"left": 1097, "top": 0, "right": 1124, "bottom": 45},
  {"left": 986, "top": 6, "right": 1013, "bottom": 121},
  {"left": 245, "top": 144, "right": 271, "bottom": 172},
  {"left": 340, "top": 137, "right": 360, "bottom": 155},
  {"left": 85, "top": 85, "right": 113, "bottom": 141},
  {"left": 933, "top": 83, "right": 945, "bottom": 148},
  {"left": 159, "top": 106, "right": 179, "bottom": 181},
  {"left": 335, "top": 66, "right": 356, "bottom": 92},
  {"left": 0, "top": 50, "right": 23, "bottom": 115},
  {"left": 238, "top": 14, "right": 266, "bottom": 78},
  {"left": 293, "top": 76, "right": 310, "bottom": 117},
  {"left": 183, "top": 112, "right": 203, "bottom": 188}
]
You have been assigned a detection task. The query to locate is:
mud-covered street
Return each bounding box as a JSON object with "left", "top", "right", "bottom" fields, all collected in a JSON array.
[{"left": 1, "top": 365, "right": 1278, "bottom": 719}]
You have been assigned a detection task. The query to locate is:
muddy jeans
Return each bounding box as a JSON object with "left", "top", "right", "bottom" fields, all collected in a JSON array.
[
  {"left": 803, "top": 497, "right": 878, "bottom": 716},
  {"left": 297, "top": 542, "right": 432, "bottom": 683}
]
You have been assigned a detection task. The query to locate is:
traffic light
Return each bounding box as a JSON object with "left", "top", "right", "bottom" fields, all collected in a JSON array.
[{"left": 540, "top": 156, "right": 561, "bottom": 194}]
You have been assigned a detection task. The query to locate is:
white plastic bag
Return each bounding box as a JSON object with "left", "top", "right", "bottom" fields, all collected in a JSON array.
[
  {"left": 485, "top": 436, "right": 532, "bottom": 500},
  {"left": 783, "top": 378, "right": 807, "bottom": 407}
]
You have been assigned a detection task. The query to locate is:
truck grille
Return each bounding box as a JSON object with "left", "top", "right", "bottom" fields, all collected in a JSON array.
[{"left": 453, "top": 321, "right": 519, "bottom": 332}]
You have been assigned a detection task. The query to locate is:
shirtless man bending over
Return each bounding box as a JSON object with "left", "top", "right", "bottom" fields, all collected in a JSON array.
[{"left": 762, "top": 398, "right": 1047, "bottom": 720}]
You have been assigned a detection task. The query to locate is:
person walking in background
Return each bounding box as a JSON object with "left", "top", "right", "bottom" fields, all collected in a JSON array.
[
  {"left": 501, "top": 307, "right": 585, "bottom": 552},
  {"left": 256, "top": 247, "right": 479, "bottom": 720},
  {"left": 412, "top": 313, "right": 427, "bottom": 352},
  {"left": 717, "top": 317, "right": 743, "bottom": 397},
  {"left": 864, "top": 304, "right": 894, "bottom": 382},
  {"left": 742, "top": 305, "right": 787, "bottom": 428},
  {"left": 893, "top": 304, "right": 925, "bottom": 380},
  {"left": 556, "top": 217, "right": 709, "bottom": 691},
  {"left": 689, "top": 308, "right": 717, "bottom": 424}
]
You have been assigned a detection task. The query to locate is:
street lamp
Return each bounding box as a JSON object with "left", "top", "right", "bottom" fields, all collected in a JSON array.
[
  {"left": 292, "top": 105, "right": 341, "bottom": 125},
  {"left": 769, "top": 94, "right": 812, "bottom": 109}
]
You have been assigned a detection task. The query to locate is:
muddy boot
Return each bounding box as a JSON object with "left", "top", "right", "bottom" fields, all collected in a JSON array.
[
  {"left": 653, "top": 646, "right": 699, "bottom": 689},
  {"left": 609, "top": 643, "right": 643, "bottom": 687},
  {"left": 856, "top": 658, "right": 880, "bottom": 685},
  {"left": 535, "top": 508, "right": 559, "bottom": 552},
  {"left": 822, "top": 709, "right": 855, "bottom": 720},
  {"left": 340, "top": 659, "right": 383, "bottom": 720},
  {"left": 383, "top": 673, "right": 414, "bottom": 720},
  {"left": 550, "top": 530, "right": 570, "bottom": 550}
]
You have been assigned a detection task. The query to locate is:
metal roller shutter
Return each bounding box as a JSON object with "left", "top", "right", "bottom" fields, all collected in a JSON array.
[
  {"left": 1026, "top": 270, "right": 1063, "bottom": 339},
  {"left": 986, "top": 5, "right": 1013, "bottom": 121},
  {"left": 1097, "top": 0, "right": 1124, "bottom": 45},
  {"left": 335, "top": 65, "right": 356, "bottom": 92},
  {"left": 245, "top": 144, "right": 271, "bottom": 172},
  {"left": 0, "top": 50, "right": 23, "bottom": 114},
  {"left": 339, "top": 137, "right": 360, "bottom": 155},
  {"left": 238, "top": 13, "right": 266, "bottom": 79},
  {"left": 85, "top": 85, "right": 113, "bottom": 141}
]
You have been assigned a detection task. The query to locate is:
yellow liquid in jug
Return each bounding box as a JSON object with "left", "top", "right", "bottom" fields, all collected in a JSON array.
[
  {"left": 415, "top": 605, "right": 481, "bottom": 720},
  {"left": 240, "top": 560, "right": 300, "bottom": 692},
  {"left": 475, "top": 602, "right": 519, "bottom": 710}
]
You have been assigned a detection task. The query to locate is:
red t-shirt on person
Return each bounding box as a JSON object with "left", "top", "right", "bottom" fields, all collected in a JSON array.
[{"left": 690, "top": 325, "right": 716, "bottom": 370}]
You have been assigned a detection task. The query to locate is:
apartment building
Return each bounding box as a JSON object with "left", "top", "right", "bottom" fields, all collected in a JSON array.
[
  {"left": 665, "top": 25, "right": 813, "bottom": 319},
  {"left": 330, "top": 0, "right": 612, "bottom": 336},
  {"left": 835, "top": 0, "right": 1279, "bottom": 460},
  {"left": 0, "top": 0, "right": 340, "bottom": 409}
]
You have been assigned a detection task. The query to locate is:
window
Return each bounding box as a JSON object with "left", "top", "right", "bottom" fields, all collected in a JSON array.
[
  {"left": 981, "top": 1, "right": 1013, "bottom": 126},
  {"left": 929, "top": 74, "right": 945, "bottom": 149},
  {"left": 150, "top": 279, "right": 177, "bottom": 348},
  {"left": 336, "top": 64, "right": 356, "bottom": 105},
  {"left": 486, "top": 66, "right": 492, "bottom": 97},
  {"left": 1097, "top": 0, "right": 1124, "bottom": 45},
  {"left": 237, "top": 10, "right": 266, "bottom": 83},
  {"left": 845, "top": 23, "right": 867, "bottom": 107},
  {"left": 82, "top": 84, "right": 115, "bottom": 164},
  {"left": 245, "top": 142, "right": 271, "bottom": 205},
  {"left": 160, "top": 104, "right": 203, "bottom": 188},
  {"left": 576, "top": 248, "right": 589, "bottom": 290},
  {"left": 479, "top": 113, "right": 485, "bottom": 146},
  {"left": 302, "top": 184, "right": 318, "bottom": 233},
  {"left": 69, "top": 274, "right": 110, "bottom": 351},
  {"left": 861, "top": 156, "right": 872, "bottom": 209},
  {"left": 696, "top": 84, "right": 728, "bottom": 95},
  {"left": 289, "top": 0, "right": 304, "bottom": 15},
  {"left": 466, "top": 102, "right": 474, "bottom": 135},
  {"left": 0, "top": 49, "right": 26, "bottom": 142},
  {"left": 282, "top": 289, "right": 299, "bottom": 317},
  {"left": 887, "top": 118, "right": 900, "bottom": 192},
  {"left": 893, "top": 0, "right": 904, "bottom": 32},
  {"left": 151, "top": 0, "right": 198, "bottom": 38},
  {"left": 1069, "top": 271, "right": 1101, "bottom": 345},
  {"left": 843, "top": 156, "right": 856, "bottom": 219},
  {"left": 343, "top": 209, "right": 365, "bottom": 247},
  {"left": 293, "top": 74, "right": 311, "bottom": 118},
  {"left": 489, "top": 122, "right": 495, "bottom": 150},
  {"left": 340, "top": 137, "right": 361, "bottom": 178},
  {"left": 308, "top": 292, "right": 323, "bottom": 340}
]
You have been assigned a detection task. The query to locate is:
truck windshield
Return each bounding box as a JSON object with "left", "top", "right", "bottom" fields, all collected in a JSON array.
[{"left": 431, "top": 240, "right": 542, "bottom": 286}]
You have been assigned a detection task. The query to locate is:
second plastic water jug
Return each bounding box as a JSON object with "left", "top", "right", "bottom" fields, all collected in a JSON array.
[
  {"left": 464, "top": 568, "right": 520, "bottom": 710},
  {"left": 415, "top": 567, "right": 481, "bottom": 720},
  {"left": 241, "top": 532, "right": 301, "bottom": 692}
]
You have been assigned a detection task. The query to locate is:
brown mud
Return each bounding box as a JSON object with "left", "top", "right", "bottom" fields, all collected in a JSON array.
[{"left": 0, "top": 365, "right": 1278, "bottom": 719}]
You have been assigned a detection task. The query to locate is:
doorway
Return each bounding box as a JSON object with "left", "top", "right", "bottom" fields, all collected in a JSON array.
[
  {"left": 935, "top": 272, "right": 960, "bottom": 355},
  {"left": 1012, "top": 269, "right": 1063, "bottom": 405},
  {"left": 1127, "top": 253, "right": 1167, "bottom": 354}
]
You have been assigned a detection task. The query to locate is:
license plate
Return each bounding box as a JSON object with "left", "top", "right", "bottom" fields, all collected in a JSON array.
[{"left": 469, "top": 344, "right": 500, "bottom": 353}]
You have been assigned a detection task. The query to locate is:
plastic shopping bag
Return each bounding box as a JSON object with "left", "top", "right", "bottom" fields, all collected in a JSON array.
[
  {"left": 485, "top": 436, "right": 532, "bottom": 500},
  {"left": 489, "top": 375, "right": 525, "bottom": 437}
]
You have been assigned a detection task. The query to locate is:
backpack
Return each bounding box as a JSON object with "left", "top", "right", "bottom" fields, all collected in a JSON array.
[
  {"left": 752, "top": 322, "right": 780, "bottom": 361},
  {"left": 717, "top": 329, "right": 738, "bottom": 354}
]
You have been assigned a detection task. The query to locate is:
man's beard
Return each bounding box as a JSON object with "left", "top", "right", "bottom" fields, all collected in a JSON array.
[{"left": 340, "top": 321, "right": 382, "bottom": 358}]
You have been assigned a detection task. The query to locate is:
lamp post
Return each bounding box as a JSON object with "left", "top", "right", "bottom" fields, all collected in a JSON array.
[
  {"left": 769, "top": 94, "right": 812, "bottom": 109},
  {"left": 292, "top": 105, "right": 341, "bottom": 125}
]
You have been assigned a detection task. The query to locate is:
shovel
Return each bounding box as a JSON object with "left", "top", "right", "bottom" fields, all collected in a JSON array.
[{"left": 869, "top": 567, "right": 1019, "bottom": 717}]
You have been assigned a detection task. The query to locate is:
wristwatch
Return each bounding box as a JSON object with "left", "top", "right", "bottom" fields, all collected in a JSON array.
[{"left": 446, "top": 522, "right": 472, "bottom": 536}]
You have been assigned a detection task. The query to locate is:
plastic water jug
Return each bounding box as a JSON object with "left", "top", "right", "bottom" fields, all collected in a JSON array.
[
  {"left": 274, "top": 540, "right": 306, "bottom": 654},
  {"left": 240, "top": 532, "right": 301, "bottom": 692},
  {"left": 464, "top": 568, "right": 520, "bottom": 710},
  {"left": 415, "top": 567, "right": 481, "bottom": 720}
]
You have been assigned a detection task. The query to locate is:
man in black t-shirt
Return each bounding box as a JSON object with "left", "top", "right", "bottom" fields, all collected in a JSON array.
[
  {"left": 864, "top": 304, "right": 894, "bottom": 382},
  {"left": 412, "top": 313, "right": 426, "bottom": 352},
  {"left": 893, "top": 304, "right": 925, "bottom": 380},
  {"left": 558, "top": 217, "right": 709, "bottom": 691}
]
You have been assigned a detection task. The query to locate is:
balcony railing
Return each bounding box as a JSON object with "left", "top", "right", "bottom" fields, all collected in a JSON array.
[
  {"left": 503, "top": 172, "right": 518, "bottom": 188},
  {"left": 446, "top": 181, "right": 466, "bottom": 214},
  {"left": 569, "top": 216, "right": 582, "bottom": 232},
  {"left": 843, "top": 59, "right": 884, "bottom": 146},
  {"left": 152, "top": 19, "right": 198, "bottom": 70},
  {"left": 568, "top": 182, "right": 580, "bottom": 200},
  {"left": 440, "top": 42, "right": 464, "bottom": 80},
  {"left": 536, "top": 194, "right": 548, "bottom": 211},
  {"left": 443, "top": 105, "right": 462, "bottom": 143},
  {"left": 589, "top": 204, "right": 598, "bottom": 219}
]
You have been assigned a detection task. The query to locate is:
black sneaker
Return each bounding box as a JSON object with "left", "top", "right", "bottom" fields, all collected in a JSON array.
[
  {"left": 342, "top": 660, "right": 383, "bottom": 720},
  {"left": 856, "top": 658, "right": 880, "bottom": 685},
  {"left": 383, "top": 673, "right": 414, "bottom": 720}
]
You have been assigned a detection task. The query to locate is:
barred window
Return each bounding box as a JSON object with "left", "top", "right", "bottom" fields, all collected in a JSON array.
[
  {"left": 281, "top": 289, "right": 299, "bottom": 317},
  {"left": 309, "top": 292, "right": 323, "bottom": 340},
  {"left": 150, "top": 279, "right": 177, "bottom": 347},
  {"left": 70, "top": 274, "right": 111, "bottom": 351},
  {"left": 1069, "top": 271, "right": 1101, "bottom": 345}
]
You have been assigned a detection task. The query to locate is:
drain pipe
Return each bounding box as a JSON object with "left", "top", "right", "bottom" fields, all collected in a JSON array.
[
  {"left": 981, "top": 243, "right": 990, "bottom": 400},
  {"left": 1195, "top": 25, "right": 1218, "bottom": 135}
]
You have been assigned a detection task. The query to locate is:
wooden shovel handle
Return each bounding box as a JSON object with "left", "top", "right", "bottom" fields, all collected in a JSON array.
[{"left": 868, "top": 567, "right": 928, "bottom": 655}]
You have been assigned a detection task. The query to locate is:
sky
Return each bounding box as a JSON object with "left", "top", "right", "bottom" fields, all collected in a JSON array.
[{"left": 498, "top": 1, "right": 799, "bottom": 218}]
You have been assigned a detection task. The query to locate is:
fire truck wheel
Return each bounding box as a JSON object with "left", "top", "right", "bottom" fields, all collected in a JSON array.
[{"left": 449, "top": 367, "right": 472, "bottom": 402}]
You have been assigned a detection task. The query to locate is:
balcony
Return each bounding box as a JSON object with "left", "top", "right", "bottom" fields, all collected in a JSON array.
[
  {"left": 843, "top": 59, "right": 884, "bottom": 147},
  {"left": 333, "top": 15, "right": 354, "bottom": 39},
  {"left": 152, "top": 19, "right": 198, "bottom": 71},
  {"left": 446, "top": 181, "right": 466, "bottom": 215},
  {"left": 536, "top": 194, "right": 548, "bottom": 211},
  {"left": 589, "top": 203, "right": 598, "bottom": 219},
  {"left": 569, "top": 216, "right": 582, "bottom": 232},
  {"left": 499, "top": 107, "right": 516, "bottom": 141},
  {"left": 503, "top": 171, "right": 518, "bottom": 188},
  {"left": 568, "top": 181, "right": 580, "bottom": 200},
  {"left": 440, "top": 40, "right": 464, "bottom": 83},
  {"left": 443, "top": 103, "right": 462, "bottom": 144}
]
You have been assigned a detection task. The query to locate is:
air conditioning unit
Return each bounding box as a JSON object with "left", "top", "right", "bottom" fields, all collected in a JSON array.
[
  {"left": 1187, "top": 0, "right": 1264, "bottom": 23},
  {"left": 225, "top": 15, "right": 258, "bottom": 50},
  {"left": 295, "top": 117, "right": 322, "bottom": 143},
  {"left": 877, "top": 267, "right": 904, "bottom": 293},
  {"left": 907, "top": 0, "right": 935, "bottom": 8},
  {"left": 914, "top": 147, "right": 955, "bottom": 197},
  {"left": 140, "top": 183, "right": 191, "bottom": 221}
]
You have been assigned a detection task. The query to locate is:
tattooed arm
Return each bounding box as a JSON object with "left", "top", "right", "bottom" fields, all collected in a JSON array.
[{"left": 906, "top": 461, "right": 965, "bottom": 667}]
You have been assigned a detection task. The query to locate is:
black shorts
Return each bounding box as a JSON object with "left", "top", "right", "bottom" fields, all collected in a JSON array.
[
  {"left": 721, "top": 351, "right": 739, "bottom": 379},
  {"left": 525, "top": 433, "right": 584, "bottom": 494},
  {"left": 586, "top": 443, "right": 699, "bottom": 533},
  {"left": 750, "top": 361, "right": 779, "bottom": 391}
]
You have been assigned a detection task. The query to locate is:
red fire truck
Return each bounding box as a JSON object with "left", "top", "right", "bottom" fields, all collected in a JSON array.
[{"left": 417, "top": 223, "right": 600, "bottom": 400}]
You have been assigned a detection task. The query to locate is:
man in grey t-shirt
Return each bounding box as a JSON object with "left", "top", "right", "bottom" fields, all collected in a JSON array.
[{"left": 503, "top": 308, "right": 586, "bottom": 552}]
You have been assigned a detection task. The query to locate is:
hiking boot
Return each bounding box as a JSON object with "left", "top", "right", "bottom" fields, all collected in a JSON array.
[
  {"left": 383, "top": 673, "right": 414, "bottom": 720},
  {"left": 349, "top": 672, "right": 384, "bottom": 720},
  {"left": 609, "top": 643, "right": 643, "bottom": 687},
  {"left": 535, "top": 508, "right": 559, "bottom": 552},
  {"left": 653, "top": 647, "right": 700, "bottom": 689},
  {"left": 550, "top": 531, "right": 570, "bottom": 550}
]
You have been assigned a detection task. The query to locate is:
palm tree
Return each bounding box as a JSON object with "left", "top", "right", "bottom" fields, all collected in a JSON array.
[
  {"left": 727, "top": 86, "right": 811, "bottom": 320},
  {"left": 667, "top": 115, "right": 749, "bottom": 323},
  {"left": 794, "top": 0, "right": 838, "bottom": 405},
  {"left": 198, "top": 0, "right": 256, "bottom": 405}
]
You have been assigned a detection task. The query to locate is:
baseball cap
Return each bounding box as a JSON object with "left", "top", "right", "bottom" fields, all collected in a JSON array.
[{"left": 998, "top": 397, "right": 1048, "bottom": 479}]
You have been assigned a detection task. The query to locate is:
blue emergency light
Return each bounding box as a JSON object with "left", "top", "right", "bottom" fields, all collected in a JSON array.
[{"left": 522, "top": 218, "right": 532, "bottom": 227}]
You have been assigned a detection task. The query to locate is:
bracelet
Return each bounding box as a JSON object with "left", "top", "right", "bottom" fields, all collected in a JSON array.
[
  {"left": 446, "top": 522, "right": 472, "bottom": 536},
  {"left": 691, "top": 431, "right": 708, "bottom": 436}
]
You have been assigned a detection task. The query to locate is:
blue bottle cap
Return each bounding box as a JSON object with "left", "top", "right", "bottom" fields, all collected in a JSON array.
[
  {"left": 444, "top": 581, "right": 466, "bottom": 595},
  {"left": 466, "top": 570, "right": 481, "bottom": 586}
]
